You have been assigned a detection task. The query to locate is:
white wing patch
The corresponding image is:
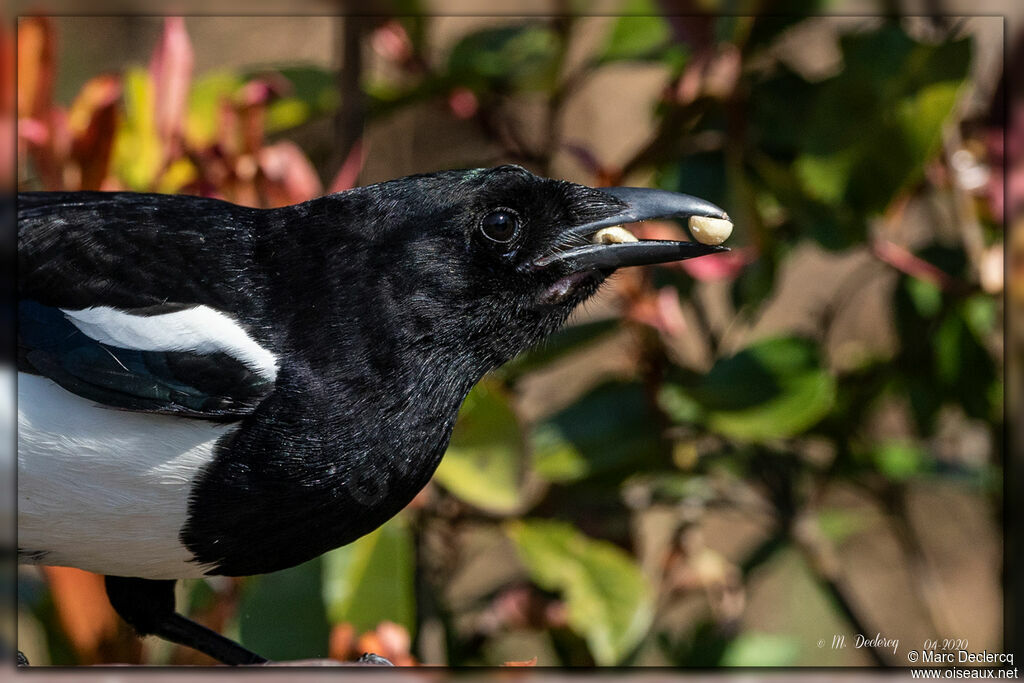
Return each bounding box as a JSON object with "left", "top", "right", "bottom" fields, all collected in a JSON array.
[
  {"left": 62, "top": 305, "right": 278, "bottom": 382},
  {"left": 18, "top": 372, "right": 229, "bottom": 579}
]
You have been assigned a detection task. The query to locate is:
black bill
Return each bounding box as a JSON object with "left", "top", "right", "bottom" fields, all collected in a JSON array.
[{"left": 535, "top": 186, "right": 730, "bottom": 272}]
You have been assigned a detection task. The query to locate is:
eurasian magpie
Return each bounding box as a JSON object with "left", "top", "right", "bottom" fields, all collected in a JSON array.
[{"left": 17, "top": 164, "right": 728, "bottom": 665}]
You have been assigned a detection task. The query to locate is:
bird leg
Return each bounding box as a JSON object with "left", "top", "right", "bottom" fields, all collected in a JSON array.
[{"left": 104, "top": 575, "right": 267, "bottom": 665}]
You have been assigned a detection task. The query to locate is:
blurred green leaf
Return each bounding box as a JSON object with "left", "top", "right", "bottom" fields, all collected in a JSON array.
[
  {"left": 720, "top": 631, "right": 800, "bottom": 666},
  {"left": 936, "top": 304, "right": 999, "bottom": 420},
  {"left": 750, "top": 152, "right": 863, "bottom": 250},
  {"left": 531, "top": 381, "right": 663, "bottom": 483},
  {"left": 871, "top": 440, "right": 928, "bottom": 481},
  {"left": 256, "top": 66, "right": 340, "bottom": 134},
  {"left": 447, "top": 24, "right": 560, "bottom": 93},
  {"left": 184, "top": 578, "right": 218, "bottom": 615},
  {"left": 531, "top": 422, "right": 589, "bottom": 483},
  {"left": 626, "top": 471, "right": 716, "bottom": 505},
  {"left": 894, "top": 264, "right": 1000, "bottom": 429},
  {"left": 816, "top": 507, "right": 871, "bottom": 542},
  {"left": 730, "top": 250, "right": 778, "bottom": 315},
  {"left": 239, "top": 558, "right": 330, "bottom": 660},
  {"left": 665, "top": 337, "right": 836, "bottom": 441},
  {"left": 365, "top": 76, "right": 450, "bottom": 120},
  {"left": 507, "top": 520, "right": 653, "bottom": 665},
  {"left": 322, "top": 516, "right": 415, "bottom": 634},
  {"left": 749, "top": 67, "right": 817, "bottom": 156},
  {"left": 794, "top": 148, "right": 857, "bottom": 206},
  {"left": 658, "top": 151, "right": 729, "bottom": 213},
  {"left": 795, "top": 25, "right": 971, "bottom": 217},
  {"left": 657, "top": 384, "right": 701, "bottom": 424},
  {"left": 435, "top": 379, "right": 523, "bottom": 513},
  {"left": 962, "top": 293, "right": 997, "bottom": 339},
  {"left": 264, "top": 98, "right": 309, "bottom": 132},
  {"left": 185, "top": 70, "right": 242, "bottom": 148},
  {"left": 905, "top": 276, "right": 943, "bottom": 318},
  {"left": 745, "top": 5, "right": 828, "bottom": 53},
  {"left": 597, "top": 0, "right": 686, "bottom": 68},
  {"left": 111, "top": 67, "right": 162, "bottom": 190},
  {"left": 749, "top": 25, "right": 970, "bottom": 249},
  {"left": 935, "top": 313, "right": 963, "bottom": 385}
]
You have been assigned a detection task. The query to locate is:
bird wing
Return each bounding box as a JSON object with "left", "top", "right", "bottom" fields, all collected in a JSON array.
[
  {"left": 18, "top": 191, "right": 276, "bottom": 421},
  {"left": 19, "top": 300, "right": 274, "bottom": 420}
]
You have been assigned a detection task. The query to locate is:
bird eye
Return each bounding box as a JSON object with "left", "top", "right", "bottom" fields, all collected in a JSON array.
[{"left": 479, "top": 209, "right": 520, "bottom": 244}]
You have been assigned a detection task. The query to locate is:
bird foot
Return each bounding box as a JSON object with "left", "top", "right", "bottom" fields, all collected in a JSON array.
[{"left": 356, "top": 652, "right": 393, "bottom": 665}]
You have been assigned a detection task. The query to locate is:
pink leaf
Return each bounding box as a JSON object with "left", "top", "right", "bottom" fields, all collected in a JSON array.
[
  {"left": 69, "top": 74, "right": 122, "bottom": 190},
  {"left": 238, "top": 77, "right": 285, "bottom": 108},
  {"left": 447, "top": 87, "right": 478, "bottom": 120},
  {"left": 18, "top": 117, "right": 48, "bottom": 145},
  {"left": 503, "top": 657, "right": 539, "bottom": 667},
  {"left": 871, "top": 239, "right": 957, "bottom": 291},
  {"left": 370, "top": 20, "right": 413, "bottom": 63},
  {"left": 677, "top": 248, "right": 755, "bottom": 281},
  {"left": 0, "top": 19, "right": 15, "bottom": 117},
  {"left": 17, "top": 16, "right": 56, "bottom": 120},
  {"left": 258, "top": 140, "right": 323, "bottom": 206},
  {"left": 328, "top": 139, "right": 365, "bottom": 194},
  {"left": 626, "top": 286, "right": 688, "bottom": 337},
  {"left": 149, "top": 17, "right": 193, "bottom": 142}
]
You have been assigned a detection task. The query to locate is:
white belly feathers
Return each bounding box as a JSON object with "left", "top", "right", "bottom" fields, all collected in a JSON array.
[{"left": 18, "top": 373, "right": 235, "bottom": 579}]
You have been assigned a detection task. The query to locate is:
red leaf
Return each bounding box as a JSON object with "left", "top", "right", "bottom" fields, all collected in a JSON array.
[
  {"left": 356, "top": 622, "right": 417, "bottom": 666},
  {"left": 0, "top": 19, "right": 15, "bottom": 116},
  {"left": 328, "top": 139, "right": 365, "bottom": 194},
  {"left": 43, "top": 567, "right": 120, "bottom": 663},
  {"left": 626, "top": 286, "right": 688, "bottom": 337},
  {"left": 677, "top": 247, "right": 755, "bottom": 281},
  {"left": 258, "top": 140, "right": 323, "bottom": 206},
  {"left": 370, "top": 20, "right": 413, "bottom": 64},
  {"left": 0, "top": 22, "right": 13, "bottom": 187},
  {"left": 503, "top": 656, "right": 538, "bottom": 666},
  {"left": 328, "top": 623, "right": 356, "bottom": 661},
  {"left": 18, "top": 117, "right": 47, "bottom": 145},
  {"left": 236, "top": 79, "right": 281, "bottom": 155},
  {"left": 20, "top": 108, "right": 72, "bottom": 190},
  {"left": 69, "top": 74, "right": 122, "bottom": 190},
  {"left": 871, "top": 239, "right": 957, "bottom": 291},
  {"left": 17, "top": 16, "right": 55, "bottom": 120},
  {"left": 149, "top": 17, "right": 193, "bottom": 143},
  {"left": 447, "top": 87, "right": 478, "bottom": 120}
]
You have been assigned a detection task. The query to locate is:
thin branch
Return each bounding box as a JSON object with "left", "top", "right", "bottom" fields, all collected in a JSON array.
[
  {"left": 330, "top": 12, "right": 371, "bottom": 183},
  {"left": 687, "top": 290, "right": 720, "bottom": 359},
  {"left": 791, "top": 514, "right": 890, "bottom": 666},
  {"left": 880, "top": 485, "right": 961, "bottom": 641}
]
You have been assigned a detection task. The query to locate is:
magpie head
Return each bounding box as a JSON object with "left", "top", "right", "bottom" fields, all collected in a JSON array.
[{"left": 291, "top": 164, "right": 728, "bottom": 369}]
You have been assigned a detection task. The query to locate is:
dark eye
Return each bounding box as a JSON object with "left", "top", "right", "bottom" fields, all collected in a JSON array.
[{"left": 479, "top": 208, "right": 520, "bottom": 244}]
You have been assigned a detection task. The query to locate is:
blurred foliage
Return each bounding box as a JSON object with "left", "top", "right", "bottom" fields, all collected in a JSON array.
[
  {"left": 508, "top": 519, "right": 653, "bottom": 665},
  {"left": 16, "top": 8, "right": 1005, "bottom": 668}
]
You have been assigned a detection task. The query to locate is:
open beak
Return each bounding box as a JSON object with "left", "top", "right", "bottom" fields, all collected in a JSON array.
[{"left": 534, "top": 187, "right": 730, "bottom": 272}]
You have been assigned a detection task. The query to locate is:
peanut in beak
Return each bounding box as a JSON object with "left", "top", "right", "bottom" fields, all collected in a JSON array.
[
  {"left": 687, "top": 215, "right": 733, "bottom": 246},
  {"left": 592, "top": 226, "right": 639, "bottom": 244}
]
